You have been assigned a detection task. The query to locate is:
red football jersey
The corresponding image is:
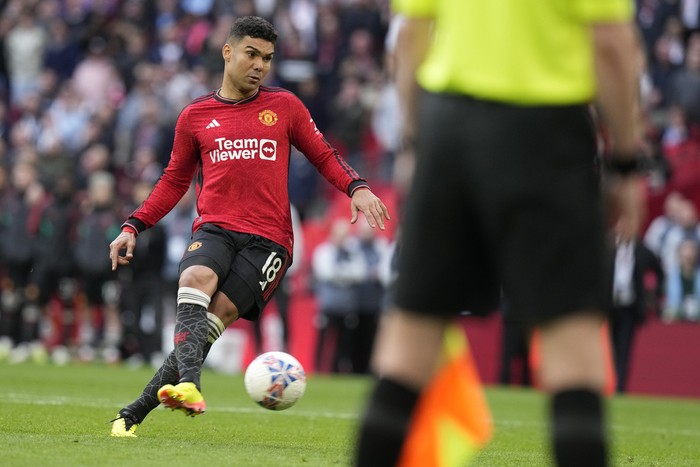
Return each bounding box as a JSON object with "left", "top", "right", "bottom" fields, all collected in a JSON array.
[{"left": 124, "top": 87, "right": 368, "bottom": 254}]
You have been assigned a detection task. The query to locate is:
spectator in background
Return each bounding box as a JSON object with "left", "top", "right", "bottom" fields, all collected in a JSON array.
[
  {"left": 338, "top": 0, "right": 386, "bottom": 52},
  {"left": 646, "top": 33, "right": 682, "bottom": 111},
  {"left": 9, "top": 93, "right": 45, "bottom": 155},
  {"left": 114, "top": 62, "right": 162, "bottom": 167},
  {"left": 125, "top": 146, "right": 164, "bottom": 187},
  {"left": 28, "top": 171, "right": 80, "bottom": 357},
  {"left": 71, "top": 36, "right": 125, "bottom": 114},
  {"left": 663, "top": 238, "right": 700, "bottom": 321},
  {"left": 287, "top": 0, "right": 318, "bottom": 51},
  {"left": 0, "top": 100, "right": 9, "bottom": 143},
  {"left": 313, "top": 219, "right": 366, "bottom": 373},
  {"left": 314, "top": 5, "right": 344, "bottom": 99},
  {"left": 129, "top": 94, "right": 173, "bottom": 169},
  {"left": 499, "top": 298, "right": 532, "bottom": 387},
  {"left": 667, "top": 33, "right": 700, "bottom": 126},
  {"left": 44, "top": 81, "right": 92, "bottom": 155},
  {"left": 0, "top": 160, "right": 44, "bottom": 353},
  {"left": 161, "top": 62, "right": 211, "bottom": 115},
  {"left": 338, "top": 28, "right": 381, "bottom": 82},
  {"left": 661, "top": 105, "right": 690, "bottom": 150},
  {"left": 662, "top": 15, "right": 687, "bottom": 68},
  {"left": 680, "top": 0, "right": 700, "bottom": 41},
  {"left": 644, "top": 191, "right": 686, "bottom": 257},
  {"left": 73, "top": 171, "right": 123, "bottom": 362},
  {"left": 43, "top": 18, "right": 82, "bottom": 81},
  {"left": 636, "top": 0, "right": 681, "bottom": 62},
  {"left": 609, "top": 225, "right": 664, "bottom": 393},
  {"left": 4, "top": 6, "right": 47, "bottom": 105},
  {"left": 112, "top": 28, "right": 151, "bottom": 93},
  {"left": 76, "top": 142, "right": 113, "bottom": 191},
  {"left": 160, "top": 185, "right": 197, "bottom": 302},
  {"left": 82, "top": 102, "right": 119, "bottom": 153},
  {"left": 119, "top": 180, "right": 166, "bottom": 366},
  {"left": 370, "top": 44, "right": 401, "bottom": 183},
  {"left": 658, "top": 198, "right": 700, "bottom": 274},
  {"left": 150, "top": 20, "right": 184, "bottom": 66},
  {"left": 352, "top": 220, "right": 390, "bottom": 374},
  {"left": 328, "top": 76, "right": 370, "bottom": 173}
]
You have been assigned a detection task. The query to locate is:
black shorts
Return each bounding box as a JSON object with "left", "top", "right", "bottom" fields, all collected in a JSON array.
[
  {"left": 179, "top": 224, "right": 291, "bottom": 321},
  {"left": 394, "top": 93, "right": 608, "bottom": 325}
]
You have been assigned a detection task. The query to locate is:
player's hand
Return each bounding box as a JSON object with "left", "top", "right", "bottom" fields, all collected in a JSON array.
[
  {"left": 350, "top": 188, "right": 390, "bottom": 230},
  {"left": 605, "top": 175, "right": 645, "bottom": 241},
  {"left": 109, "top": 230, "right": 137, "bottom": 270}
]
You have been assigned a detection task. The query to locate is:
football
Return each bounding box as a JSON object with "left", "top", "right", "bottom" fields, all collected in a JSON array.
[{"left": 244, "top": 351, "right": 307, "bottom": 410}]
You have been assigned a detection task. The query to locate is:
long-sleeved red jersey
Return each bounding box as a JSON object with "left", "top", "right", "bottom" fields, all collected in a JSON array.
[{"left": 123, "top": 87, "right": 369, "bottom": 255}]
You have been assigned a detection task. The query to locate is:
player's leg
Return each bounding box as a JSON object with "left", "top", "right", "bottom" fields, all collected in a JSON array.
[
  {"left": 111, "top": 226, "right": 234, "bottom": 434},
  {"left": 156, "top": 225, "right": 239, "bottom": 414},
  {"left": 156, "top": 272, "right": 232, "bottom": 415},
  {"left": 110, "top": 291, "right": 237, "bottom": 436},
  {"left": 111, "top": 230, "right": 291, "bottom": 435},
  {"left": 155, "top": 265, "right": 217, "bottom": 414}
]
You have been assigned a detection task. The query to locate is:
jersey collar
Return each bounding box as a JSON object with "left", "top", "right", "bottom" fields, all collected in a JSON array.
[{"left": 214, "top": 88, "right": 261, "bottom": 105}]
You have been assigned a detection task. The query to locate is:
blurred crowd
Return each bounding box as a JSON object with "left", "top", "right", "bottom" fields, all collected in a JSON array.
[
  {"left": 637, "top": 0, "right": 700, "bottom": 195},
  {"left": 1, "top": 0, "right": 700, "bottom": 371}
]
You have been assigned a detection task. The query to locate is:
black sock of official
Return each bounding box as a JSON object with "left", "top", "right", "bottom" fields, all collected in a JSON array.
[
  {"left": 355, "top": 377, "right": 420, "bottom": 467},
  {"left": 551, "top": 389, "right": 608, "bottom": 467}
]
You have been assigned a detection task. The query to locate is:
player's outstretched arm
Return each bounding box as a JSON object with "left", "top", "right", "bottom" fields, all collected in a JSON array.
[
  {"left": 109, "top": 230, "right": 137, "bottom": 270},
  {"left": 350, "top": 188, "right": 390, "bottom": 230}
]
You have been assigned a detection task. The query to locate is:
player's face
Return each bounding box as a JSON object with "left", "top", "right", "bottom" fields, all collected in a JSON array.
[{"left": 222, "top": 36, "right": 275, "bottom": 99}]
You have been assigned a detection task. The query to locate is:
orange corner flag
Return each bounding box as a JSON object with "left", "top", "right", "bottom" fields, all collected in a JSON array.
[{"left": 398, "top": 324, "right": 493, "bottom": 467}]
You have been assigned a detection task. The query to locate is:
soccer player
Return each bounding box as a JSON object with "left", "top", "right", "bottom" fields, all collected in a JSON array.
[
  {"left": 108, "top": 16, "right": 389, "bottom": 437},
  {"left": 355, "top": 1, "right": 643, "bottom": 466}
]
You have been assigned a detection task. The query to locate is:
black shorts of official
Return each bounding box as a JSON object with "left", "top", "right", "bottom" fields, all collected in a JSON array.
[
  {"left": 178, "top": 223, "right": 290, "bottom": 321},
  {"left": 394, "top": 92, "right": 608, "bottom": 325}
]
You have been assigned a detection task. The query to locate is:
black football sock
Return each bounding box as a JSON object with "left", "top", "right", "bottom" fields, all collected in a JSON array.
[
  {"left": 124, "top": 350, "right": 178, "bottom": 422},
  {"left": 355, "top": 377, "right": 419, "bottom": 467},
  {"left": 173, "top": 288, "right": 212, "bottom": 389},
  {"left": 551, "top": 389, "right": 608, "bottom": 467},
  {"left": 124, "top": 312, "right": 224, "bottom": 421}
]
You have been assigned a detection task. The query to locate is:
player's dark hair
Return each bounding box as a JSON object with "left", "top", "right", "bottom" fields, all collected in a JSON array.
[{"left": 228, "top": 16, "right": 278, "bottom": 44}]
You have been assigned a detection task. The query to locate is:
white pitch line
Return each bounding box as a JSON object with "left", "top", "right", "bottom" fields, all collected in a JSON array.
[
  {"left": 6, "top": 393, "right": 700, "bottom": 438},
  {"left": 5, "top": 392, "right": 358, "bottom": 420}
]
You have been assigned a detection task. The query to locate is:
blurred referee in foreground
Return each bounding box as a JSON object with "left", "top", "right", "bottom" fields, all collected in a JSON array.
[{"left": 356, "top": 1, "right": 644, "bottom": 466}]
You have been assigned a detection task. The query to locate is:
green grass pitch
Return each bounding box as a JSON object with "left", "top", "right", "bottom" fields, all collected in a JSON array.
[{"left": 2, "top": 361, "right": 700, "bottom": 466}]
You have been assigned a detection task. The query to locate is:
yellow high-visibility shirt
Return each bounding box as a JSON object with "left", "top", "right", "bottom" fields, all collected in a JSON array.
[{"left": 392, "top": 0, "right": 634, "bottom": 105}]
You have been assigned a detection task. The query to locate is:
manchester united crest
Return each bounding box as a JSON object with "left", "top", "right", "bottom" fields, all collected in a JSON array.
[
  {"left": 188, "top": 241, "right": 202, "bottom": 251},
  {"left": 258, "top": 109, "right": 278, "bottom": 126}
]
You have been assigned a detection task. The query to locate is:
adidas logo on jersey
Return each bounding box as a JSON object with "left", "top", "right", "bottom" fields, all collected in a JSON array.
[{"left": 206, "top": 119, "right": 221, "bottom": 129}]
